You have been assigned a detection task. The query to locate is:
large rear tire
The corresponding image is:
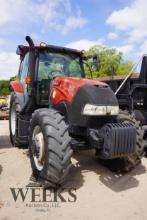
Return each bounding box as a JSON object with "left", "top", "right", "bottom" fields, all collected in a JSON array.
[
  {"left": 9, "top": 93, "right": 25, "bottom": 147},
  {"left": 116, "top": 110, "right": 145, "bottom": 171},
  {"left": 29, "top": 108, "right": 73, "bottom": 188}
]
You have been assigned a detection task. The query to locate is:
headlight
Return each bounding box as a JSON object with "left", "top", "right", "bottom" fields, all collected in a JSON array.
[
  {"left": 82, "top": 104, "right": 119, "bottom": 116},
  {"left": 107, "top": 106, "right": 119, "bottom": 116}
]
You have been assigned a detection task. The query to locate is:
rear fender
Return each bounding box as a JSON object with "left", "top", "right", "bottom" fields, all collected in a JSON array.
[
  {"left": 10, "top": 80, "right": 24, "bottom": 93},
  {"left": 10, "top": 80, "right": 25, "bottom": 109}
]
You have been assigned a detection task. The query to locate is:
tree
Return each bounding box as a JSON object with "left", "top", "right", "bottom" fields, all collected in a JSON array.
[
  {"left": 0, "top": 75, "right": 17, "bottom": 96},
  {"left": 0, "top": 80, "right": 9, "bottom": 96},
  {"left": 117, "top": 61, "right": 133, "bottom": 75},
  {"left": 10, "top": 75, "right": 18, "bottom": 81},
  {"left": 84, "top": 45, "right": 133, "bottom": 78}
]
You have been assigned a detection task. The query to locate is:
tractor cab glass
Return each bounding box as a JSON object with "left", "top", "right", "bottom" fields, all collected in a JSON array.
[
  {"left": 38, "top": 51, "right": 83, "bottom": 81},
  {"left": 36, "top": 50, "right": 83, "bottom": 105}
]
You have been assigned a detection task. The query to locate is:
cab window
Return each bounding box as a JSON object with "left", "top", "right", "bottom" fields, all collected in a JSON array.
[
  {"left": 38, "top": 51, "right": 82, "bottom": 81},
  {"left": 19, "top": 52, "right": 29, "bottom": 83}
]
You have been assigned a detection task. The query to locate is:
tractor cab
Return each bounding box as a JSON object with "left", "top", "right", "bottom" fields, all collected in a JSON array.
[
  {"left": 36, "top": 49, "right": 84, "bottom": 105},
  {"left": 16, "top": 39, "right": 84, "bottom": 106}
]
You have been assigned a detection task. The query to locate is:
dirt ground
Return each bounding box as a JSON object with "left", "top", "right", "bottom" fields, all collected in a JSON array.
[{"left": 1, "top": 120, "right": 147, "bottom": 220}]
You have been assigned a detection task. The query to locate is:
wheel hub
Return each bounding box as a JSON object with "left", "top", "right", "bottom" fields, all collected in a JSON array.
[
  {"left": 10, "top": 103, "right": 16, "bottom": 136},
  {"left": 33, "top": 126, "right": 45, "bottom": 171}
]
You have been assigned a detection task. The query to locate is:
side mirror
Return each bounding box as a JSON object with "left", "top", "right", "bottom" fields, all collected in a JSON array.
[
  {"left": 82, "top": 56, "right": 88, "bottom": 61},
  {"left": 82, "top": 55, "right": 100, "bottom": 65},
  {"left": 82, "top": 55, "right": 101, "bottom": 78},
  {"left": 93, "top": 55, "right": 100, "bottom": 65},
  {"left": 92, "top": 55, "right": 100, "bottom": 71},
  {"left": 16, "top": 45, "right": 29, "bottom": 58}
]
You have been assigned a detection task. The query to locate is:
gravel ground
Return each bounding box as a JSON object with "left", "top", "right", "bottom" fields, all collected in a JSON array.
[{"left": 0, "top": 120, "right": 147, "bottom": 220}]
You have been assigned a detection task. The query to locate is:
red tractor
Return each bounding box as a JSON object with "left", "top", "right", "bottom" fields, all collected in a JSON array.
[{"left": 9, "top": 36, "right": 145, "bottom": 187}]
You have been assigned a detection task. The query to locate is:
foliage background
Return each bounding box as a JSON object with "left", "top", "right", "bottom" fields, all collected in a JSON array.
[
  {"left": 0, "top": 76, "right": 17, "bottom": 96},
  {"left": 83, "top": 45, "right": 133, "bottom": 78}
]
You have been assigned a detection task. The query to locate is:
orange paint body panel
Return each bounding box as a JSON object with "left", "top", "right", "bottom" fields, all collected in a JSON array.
[
  {"left": 51, "top": 76, "right": 108, "bottom": 105},
  {"left": 10, "top": 80, "right": 24, "bottom": 93}
]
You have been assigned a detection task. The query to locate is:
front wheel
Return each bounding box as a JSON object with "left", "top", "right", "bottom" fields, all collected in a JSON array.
[{"left": 29, "top": 108, "right": 73, "bottom": 188}]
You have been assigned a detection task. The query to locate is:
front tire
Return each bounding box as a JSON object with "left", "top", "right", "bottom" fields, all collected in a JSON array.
[{"left": 29, "top": 108, "right": 73, "bottom": 188}]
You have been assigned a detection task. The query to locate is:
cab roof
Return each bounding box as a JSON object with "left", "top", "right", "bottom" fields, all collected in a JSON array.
[{"left": 16, "top": 44, "right": 82, "bottom": 58}]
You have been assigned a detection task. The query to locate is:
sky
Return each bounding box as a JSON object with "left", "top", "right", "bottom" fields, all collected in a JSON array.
[{"left": 0, "top": 0, "right": 146, "bottom": 79}]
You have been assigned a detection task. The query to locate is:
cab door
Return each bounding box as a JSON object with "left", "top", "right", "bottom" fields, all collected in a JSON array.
[{"left": 19, "top": 52, "right": 30, "bottom": 103}]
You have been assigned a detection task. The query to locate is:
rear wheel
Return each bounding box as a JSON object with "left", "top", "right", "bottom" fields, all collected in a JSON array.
[
  {"left": 29, "top": 108, "right": 73, "bottom": 188},
  {"left": 116, "top": 110, "right": 145, "bottom": 171},
  {"left": 9, "top": 93, "right": 24, "bottom": 147}
]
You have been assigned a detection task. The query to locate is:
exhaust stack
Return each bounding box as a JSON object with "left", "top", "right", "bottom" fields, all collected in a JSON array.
[{"left": 25, "top": 36, "right": 34, "bottom": 48}]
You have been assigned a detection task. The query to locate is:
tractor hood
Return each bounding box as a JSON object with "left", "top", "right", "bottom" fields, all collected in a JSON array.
[
  {"left": 53, "top": 76, "right": 108, "bottom": 88},
  {"left": 51, "top": 76, "right": 108, "bottom": 105},
  {"left": 51, "top": 76, "right": 119, "bottom": 127}
]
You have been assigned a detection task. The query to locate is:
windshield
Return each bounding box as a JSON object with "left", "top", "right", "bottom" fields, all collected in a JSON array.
[{"left": 38, "top": 51, "right": 83, "bottom": 80}]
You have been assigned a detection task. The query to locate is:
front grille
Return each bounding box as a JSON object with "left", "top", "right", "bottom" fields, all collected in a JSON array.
[{"left": 99, "top": 123, "right": 136, "bottom": 159}]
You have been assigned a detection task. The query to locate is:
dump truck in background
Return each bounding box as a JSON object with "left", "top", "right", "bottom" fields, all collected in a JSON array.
[{"left": 104, "top": 55, "right": 147, "bottom": 149}]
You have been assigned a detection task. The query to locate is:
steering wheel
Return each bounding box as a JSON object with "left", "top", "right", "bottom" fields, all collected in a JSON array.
[{"left": 48, "top": 70, "right": 63, "bottom": 79}]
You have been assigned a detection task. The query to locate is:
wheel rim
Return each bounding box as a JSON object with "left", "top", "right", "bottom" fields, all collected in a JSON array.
[
  {"left": 10, "top": 102, "right": 16, "bottom": 136},
  {"left": 32, "top": 126, "right": 45, "bottom": 171}
]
